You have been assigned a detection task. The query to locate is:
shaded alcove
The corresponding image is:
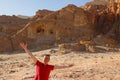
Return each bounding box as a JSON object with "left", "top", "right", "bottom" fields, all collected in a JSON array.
[{"left": 36, "top": 27, "right": 45, "bottom": 34}]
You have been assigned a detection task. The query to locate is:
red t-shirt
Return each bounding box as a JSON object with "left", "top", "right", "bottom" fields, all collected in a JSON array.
[{"left": 34, "top": 60, "right": 54, "bottom": 80}]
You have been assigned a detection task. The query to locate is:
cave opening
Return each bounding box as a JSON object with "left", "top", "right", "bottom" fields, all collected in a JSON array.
[{"left": 36, "top": 28, "right": 45, "bottom": 34}]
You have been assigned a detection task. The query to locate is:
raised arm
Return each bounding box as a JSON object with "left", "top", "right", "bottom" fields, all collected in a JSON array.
[
  {"left": 20, "top": 42, "right": 38, "bottom": 64},
  {"left": 54, "top": 64, "right": 74, "bottom": 69}
]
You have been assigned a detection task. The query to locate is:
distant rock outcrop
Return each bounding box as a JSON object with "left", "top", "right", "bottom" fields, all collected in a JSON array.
[{"left": 17, "top": 15, "right": 32, "bottom": 19}]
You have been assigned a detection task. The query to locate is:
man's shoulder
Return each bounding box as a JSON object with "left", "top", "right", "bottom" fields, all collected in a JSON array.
[
  {"left": 36, "top": 60, "right": 44, "bottom": 65},
  {"left": 47, "top": 64, "right": 54, "bottom": 70}
]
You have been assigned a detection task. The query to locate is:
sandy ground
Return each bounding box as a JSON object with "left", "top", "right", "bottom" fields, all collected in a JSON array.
[{"left": 0, "top": 49, "right": 120, "bottom": 80}]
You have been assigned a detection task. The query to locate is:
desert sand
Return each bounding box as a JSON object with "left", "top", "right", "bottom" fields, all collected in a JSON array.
[{"left": 0, "top": 48, "right": 120, "bottom": 80}]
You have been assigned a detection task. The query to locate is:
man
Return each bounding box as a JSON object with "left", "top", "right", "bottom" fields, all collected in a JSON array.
[{"left": 20, "top": 42, "right": 73, "bottom": 80}]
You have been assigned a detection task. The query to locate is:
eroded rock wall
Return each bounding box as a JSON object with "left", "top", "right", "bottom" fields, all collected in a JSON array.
[{"left": 0, "top": 0, "right": 120, "bottom": 52}]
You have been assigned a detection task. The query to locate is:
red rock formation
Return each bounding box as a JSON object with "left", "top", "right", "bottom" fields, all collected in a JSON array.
[
  {"left": 0, "top": 15, "right": 29, "bottom": 52},
  {"left": 93, "top": 0, "right": 120, "bottom": 46},
  {"left": 11, "top": 4, "right": 94, "bottom": 51},
  {"left": 0, "top": 0, "right": 120, "bottom": 52},
  {"left": 0, "top": 15, "right": 30, "bottom": 36}
]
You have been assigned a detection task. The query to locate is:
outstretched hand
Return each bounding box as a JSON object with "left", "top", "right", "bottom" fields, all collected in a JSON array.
[
  {"left": 20, "top": 42, "right": 38, "bottom": 64},
  {"left": 20, "top": 42, "right": 27, "bottom": 50}
]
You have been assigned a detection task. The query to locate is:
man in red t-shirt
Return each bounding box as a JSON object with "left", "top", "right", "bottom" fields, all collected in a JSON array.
[{"left": 20, "top": 42, "right": 73, "bottom": 80}]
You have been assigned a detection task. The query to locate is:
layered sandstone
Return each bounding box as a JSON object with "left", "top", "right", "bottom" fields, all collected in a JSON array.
[
  {"left": 93, "top": 0, "right": 120, "bottom": 47},
  {"left": 11, "top": 4, "right": 93, "bottom": 51},
  {"left": 0, "top": 15, "right": 30, "bottom": 36},
  {"left": 32, "top": 9, "right": 54, "bottom": 20},
  {"left": 0, "top": 15, "right": 29, "bottom": 52},
  {"left": 0, "top": 0, "right": 120, "bottom": 52}
]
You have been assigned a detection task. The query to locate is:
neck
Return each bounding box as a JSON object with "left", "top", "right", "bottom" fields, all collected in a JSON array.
[{"left": 44, "top": 63, "right": 48, "bottom": 65}]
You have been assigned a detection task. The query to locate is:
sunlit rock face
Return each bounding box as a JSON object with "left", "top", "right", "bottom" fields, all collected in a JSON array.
[
  {"left": 32, "top": 9, "right": 54, "bottom": 20},
  {"left": 93, "top": 0, "right": 120, "bottom": 42},
  {"left": 0, "top": 0, "right": 120, "bottom": 52},
  {"left": 0, "top": 15, "right": 30, "bottom": 36},
  {"left": 11, "top": 4, "right": 93, "bottom": 51}
]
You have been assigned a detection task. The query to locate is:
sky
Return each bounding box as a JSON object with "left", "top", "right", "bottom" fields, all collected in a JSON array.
[{"left": 0, "top": 0, "right": 91, "bottom": 16}]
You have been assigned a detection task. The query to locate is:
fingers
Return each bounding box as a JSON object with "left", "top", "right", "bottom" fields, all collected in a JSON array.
[
  {"left": 20, "top": 42, "right": 24, "bottom": 44},
  {"left": 20, "top": 42, "right": 27, "bottom": 46},
  {"left": 20, "top": 42, "right": 27, "bottom": 48},
  {"left": 20, "top": 42, "right": 24, "bottom": 47}
]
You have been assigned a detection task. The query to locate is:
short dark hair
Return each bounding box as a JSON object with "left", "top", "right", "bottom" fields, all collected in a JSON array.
[{"left": 45, "top": 54, "right": 50, "bottom": 57}]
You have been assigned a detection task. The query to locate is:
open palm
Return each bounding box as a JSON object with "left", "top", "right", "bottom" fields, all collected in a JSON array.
[{"left": 20, "top": 42, "right": 27, "bottom": 50}]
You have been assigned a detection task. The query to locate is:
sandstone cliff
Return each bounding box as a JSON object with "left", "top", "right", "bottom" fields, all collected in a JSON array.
[
  {"left": 0, "top": 15, "right": 30, "bottom": 36},
  {"left": 11, "top": 4, "right": 94, "bottom": 51},
  {"left": 0, "top": 15, "right": 30, "bottom": 52},
  {"left": 0, "top": 0, "right": 120, "bottom": 52},
  {"left": 93, "top": 0, "right": 120, "bottom": 47}
]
